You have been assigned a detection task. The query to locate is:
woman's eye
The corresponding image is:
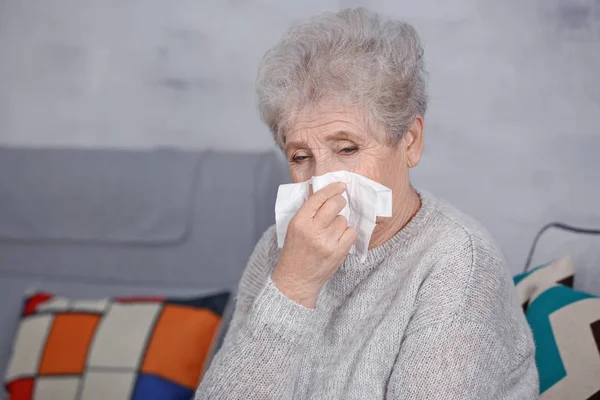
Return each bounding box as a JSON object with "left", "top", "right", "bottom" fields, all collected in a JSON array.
[
  {"left": 340, "top": 147, "right": 358, "bottom": 155},
  {"left": 291, "top": 155, "right": 309, "bottom": 163}
]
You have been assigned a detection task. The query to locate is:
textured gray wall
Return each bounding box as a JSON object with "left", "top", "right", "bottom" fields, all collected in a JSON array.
[{"left": 0, "top": 0, "right": 599, "bottom": 272}]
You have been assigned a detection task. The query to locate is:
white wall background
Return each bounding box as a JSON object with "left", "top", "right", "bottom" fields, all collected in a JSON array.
[{"left": 0, "top": 0, "right": 599, "bottom": 272}]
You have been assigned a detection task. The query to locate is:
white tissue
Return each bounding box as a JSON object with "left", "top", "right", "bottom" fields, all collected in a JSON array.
[{"left": 275, "top": 171, "right": 392, "bottom": 262}]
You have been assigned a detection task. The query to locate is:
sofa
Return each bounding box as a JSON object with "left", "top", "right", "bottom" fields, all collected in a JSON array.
[{"left": 0, "top": 146, "right": 290, "bottom": 398}]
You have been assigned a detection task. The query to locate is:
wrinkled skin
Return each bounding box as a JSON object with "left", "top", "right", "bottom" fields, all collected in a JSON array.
[{"left": 272, "top": 103, "right": 424, "bottom": 308}]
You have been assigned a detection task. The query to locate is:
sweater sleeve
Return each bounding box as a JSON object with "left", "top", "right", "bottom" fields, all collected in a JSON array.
[
  {"left": 385, "top": 318, "right": 537, "bottom": 400},
  {"left": 195, "top": 228, "right": 318, "bottom": 400}
]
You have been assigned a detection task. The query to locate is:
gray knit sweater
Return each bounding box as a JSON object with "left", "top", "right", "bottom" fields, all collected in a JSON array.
[{"left": 195, "top": 190, "right": 539, "bottom": 399}]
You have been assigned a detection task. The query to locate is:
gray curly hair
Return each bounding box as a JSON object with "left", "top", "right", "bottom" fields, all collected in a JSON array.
[{"left": 256, "top": 7, "right": 428, "bottom": 149}]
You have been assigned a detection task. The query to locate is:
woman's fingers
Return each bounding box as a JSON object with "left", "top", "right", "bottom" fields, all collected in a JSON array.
[
  {"left": 338, "top": 226, "right": 358, "bottom": 250},
  {"left": 314, "top": 194, "right": 347, "bottom": 228},
  {"left": 273, "top": 182, "right": 358, "bottom": 308},
  {"left": 302, "top": 182, "right": 346, "bottom": 218},
  {"left": 329, "top": 214, "right": 349, "bottom": 238}
]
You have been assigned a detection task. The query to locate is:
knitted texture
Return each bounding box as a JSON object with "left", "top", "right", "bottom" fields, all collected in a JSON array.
[{"left": 195, "top": 190, "right": 539, "bottom": 399}]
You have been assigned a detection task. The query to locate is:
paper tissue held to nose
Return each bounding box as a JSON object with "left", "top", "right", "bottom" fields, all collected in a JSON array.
[{"left": 275, "top": 171, "right": 392, "bottom": 262}]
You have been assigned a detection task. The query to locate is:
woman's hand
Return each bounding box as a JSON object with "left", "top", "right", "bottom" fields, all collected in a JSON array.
[{"left": 272, "top": 182, "right": 358, "bottom": 308}]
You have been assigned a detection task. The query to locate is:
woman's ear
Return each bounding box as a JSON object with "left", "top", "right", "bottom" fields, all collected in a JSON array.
[{"left": 404, "top": 116, "right": 424, "bottom": 168}]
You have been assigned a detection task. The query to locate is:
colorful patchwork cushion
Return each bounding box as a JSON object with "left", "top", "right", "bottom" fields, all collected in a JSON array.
[
  {"left": 3, "top": 291, "right": 231, "bottom": 400},
  {"left": 514, "top": 257, "right": 600, "bottom": 399}
]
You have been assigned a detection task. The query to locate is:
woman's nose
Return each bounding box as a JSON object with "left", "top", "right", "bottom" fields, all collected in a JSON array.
[{"left": 314, "top": 159, "right": 335, "bottom": 177}]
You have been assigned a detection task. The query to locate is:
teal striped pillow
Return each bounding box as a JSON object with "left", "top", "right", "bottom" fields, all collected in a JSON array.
[
  {"left": 514, "top": 256, "right": 600, "bottom": 398},
  {"left": 526, "top": 285, "right": 600, "bottom": 398},
  {"left": 513, "top": 256, "right": 574, "bottom": 312}
]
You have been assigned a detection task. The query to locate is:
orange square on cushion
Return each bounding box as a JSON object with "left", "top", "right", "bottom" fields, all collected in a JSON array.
[
  {"left": 141, "top": 304, "right": 221, "bottom": 389},
  {"left": 38, "top": 313, "right": 100, "bottom": 375}
]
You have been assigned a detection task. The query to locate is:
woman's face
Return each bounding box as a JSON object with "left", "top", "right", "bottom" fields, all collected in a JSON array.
[{"left": 284, "top": 103, "right": 423, "bottom": 204}]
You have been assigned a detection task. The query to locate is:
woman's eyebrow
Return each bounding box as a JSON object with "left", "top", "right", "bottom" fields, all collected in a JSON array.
[
  {"left": 324, "top": 130, "right": 361, "bottom": 142},
  {"left": 284, "top": 139, "right": 307, "bottom": 154}
]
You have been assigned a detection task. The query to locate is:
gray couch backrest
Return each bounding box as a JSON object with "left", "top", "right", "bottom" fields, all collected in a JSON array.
[{"left": 0, "top": 147, "right": 290, "bottom": 386}]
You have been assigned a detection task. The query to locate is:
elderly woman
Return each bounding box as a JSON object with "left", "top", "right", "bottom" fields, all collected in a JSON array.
[{"left": 196, "top": 8, "right": 538, "bottom": 400}]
